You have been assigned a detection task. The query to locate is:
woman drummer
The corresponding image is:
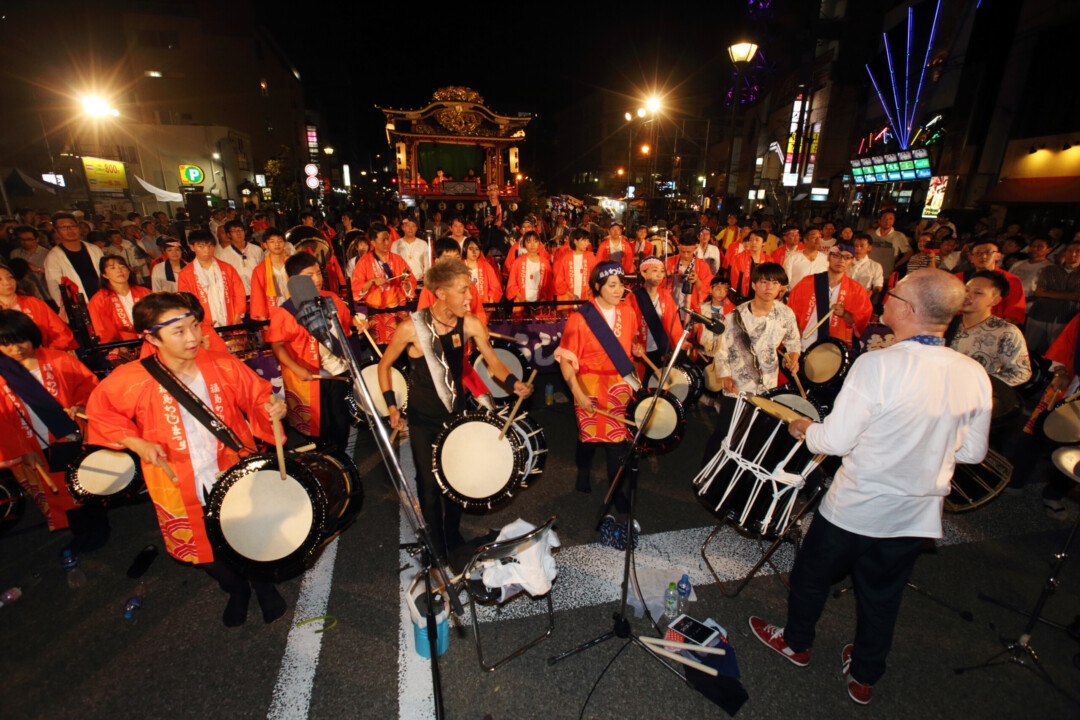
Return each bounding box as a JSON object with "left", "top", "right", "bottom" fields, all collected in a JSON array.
[
  {"left": 87, "top": 255, "right": 152, "bottom": 344},
  {"left": 0, "top": 262, "right": 76, "bottom": 351},
  {"left": 555, "top": 261, "right": 644, "bottom": 518}
]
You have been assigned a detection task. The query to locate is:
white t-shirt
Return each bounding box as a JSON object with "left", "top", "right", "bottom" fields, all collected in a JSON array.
[
  {"left": 26, "top": 368, "right": 50, "bottom": 447},
  {"left": 524, "top": 259, "right": 541, "bottom": 302},
  {"left": 847, "top": 256, "right": 885, "bottom": 294},
  {"left": 806, "top": 340, "right": 992, "bottom": 539},
  {"left": 572, "top": 254, "right": 584, "bottom": 297},
  {"left": 783, "top": 251, "right": 828, "bottom": 292},
  {"left": 215, "top": 242, "right": 264, "bottom": 294},
  {"left": 194, "top": 261, "right": 228, "bottom": 327},
  {"left": 117, "top": 289, "right": 135, "bottom": 326},
  {"left": 1010, "top": 259, "right": 1053, "bottom": 299},
  {"left": 391, "top": 237, "right": 430, "bottom": 281},
  {"left": 644, "top": 292, "right": 664, "bottom": 352},
  {"left": 175, "top": 371, "right": 221, "bottom": 506}
]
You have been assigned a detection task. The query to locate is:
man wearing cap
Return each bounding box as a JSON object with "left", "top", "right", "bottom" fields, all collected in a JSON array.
[
  {"left": 783, "top": 228, "right": 829, "bottom": 292},
  {"left": 788, "top": 244, "right": 873, "bottom": 350},
  {"left": 390, "top": 217, "right": 430, "bottom": 282},
  {"left": 954, "top": 240, "right": 1026, "bottom": 325},
  {"left": 665, "top": 231, "right": 714, "bottom": 312},
  {"left": 695, "top": 226, "right": 722, "bottom": 275},
  {"left": 596, "top": 221, "right": 635, "bottom": 275}
]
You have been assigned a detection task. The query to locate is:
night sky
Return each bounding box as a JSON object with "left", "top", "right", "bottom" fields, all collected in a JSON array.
[{"left": 262, "top": 2, "right": 751, "bottom": 169}]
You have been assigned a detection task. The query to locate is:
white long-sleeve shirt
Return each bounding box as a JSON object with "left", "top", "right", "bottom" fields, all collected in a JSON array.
[{"left": 805, "top": 339, "right": 992, "bottom": 539}]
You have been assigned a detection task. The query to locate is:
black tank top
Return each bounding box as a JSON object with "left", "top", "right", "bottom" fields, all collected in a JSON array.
[{"left": 407, "top": 314, "right": 466, "bottom": 423}]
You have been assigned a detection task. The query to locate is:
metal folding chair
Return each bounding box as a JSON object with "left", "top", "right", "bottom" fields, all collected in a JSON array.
[{"left": 459, "top": 515, "right": 557, "bottom": 672}]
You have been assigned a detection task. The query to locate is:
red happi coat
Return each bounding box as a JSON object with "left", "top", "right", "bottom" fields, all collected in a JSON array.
[
  {"left": 787, "top": 272, "right": 873, "bottom": 346},
  {"left": 1045, "top": 313, "right": 1080, "bottom": 375},
  {"left": 86, "top": 350, "right": 275, "bottom": 564},
  {"left": 502, "top": 241, "right": 552, "bottom": 276},
  {"left": 0, "top": 349, "right": 98, "bottom": 530},
  {"left": 248, "top": 257, "right": 288, "bottom": 320},
  {"left": 88, "top": 285, "right": 152, "bottom": 343},
  {"left": 177, "top": 259, "right": 248, "bottom": 331},
  {"left": 265, "top": 292, "right": 352, "bottom": 436},
  {"left": 555, "top": 299, "right": 640, "bottom": 443},
  {"left": 352, "top": 251, "right": 415, "bottom": 308},
  {"left": 728, "top": 250, "right": 769, "bottom": 299},
  {"left": 553, "top": 251, "right": 597, "bottom": 301},
  {"left": 466, "top": 258, "right": 504, "bottom": 305},
  {"left": 596, "top": 237, "right": 636, "bottom": 274},
  {"left": 627, "top": 287, "right": 684, "bottom": 356},
  {"left": 4, "top": 295, "right": 76, "bottom": 351},
  {"left": 663, "top": 256, "right": 714, "bottom": 311},
  {"left": 506, "top": 254, "right": 554, "bottom": 302}
]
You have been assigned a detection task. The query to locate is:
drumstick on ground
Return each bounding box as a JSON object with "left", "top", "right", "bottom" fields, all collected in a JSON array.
[
  {"left": 639, "top": 355, "right": 673, "bottom": 390},
  {"left": 272, "top": 417, "right": 288, "bottom": 482},
  {"left": 639, "top": 635, "right": 727, "bottom": 656},
  {"left": 637, "top": 641, "right": 718, "bottom": 677},
  {"left": 499, "top": 369, "right": 538, "bottom": 441},
  {"left": 363, "top": 329, "right": 383, "bottom": 358},
  {"left": 593, "top": 407, "right": 638, "bottom": 427},
  {"left": 32, "top": 460, "right": 58, "bottom": 493},
  {"left": 803, "top": 308, "right": 835, "bottom": 340}
]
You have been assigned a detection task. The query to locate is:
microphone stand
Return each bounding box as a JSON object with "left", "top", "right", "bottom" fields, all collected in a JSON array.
[
  {"left": 307, "top": 295, "right": 457, "bottom": 720},
  {"left": 548, "top": 311, "right": 705, "bottom": 688}
]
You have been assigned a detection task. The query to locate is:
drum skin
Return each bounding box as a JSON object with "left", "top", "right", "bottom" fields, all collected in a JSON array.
[
  {"left": 65, "top": 446, "right": 145, "bottom": 505},
  {"left": 204, "top": 450, "right": 361, "bottom": 581},
  {"left": 1041, "top": 395, "right": 1080, "bottom": 444},
  {"left": 799, "top": 337, "right": 850, "bottom": 389},
  {"left": 945, "top": 448, "right": 1012, "bottom": 513},
  {"left": 647, "top": 363, "right": 704, "bottom": 407},
  {"left": 432, "top": 411, "right": 527, "bottom": 508},
  {"left": 359, "top": 362, "right": 409, "bottom": 417},
  {"left": 625, "top": 388, "right": 686, "bottom": 454},
  {"left": 470, "top": 340, "right": 529, "bottom": 404}
]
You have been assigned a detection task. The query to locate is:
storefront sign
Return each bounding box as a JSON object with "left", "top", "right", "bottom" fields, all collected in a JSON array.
[{"left": 82, "top": 156, "right": 128, "bottom": 192}]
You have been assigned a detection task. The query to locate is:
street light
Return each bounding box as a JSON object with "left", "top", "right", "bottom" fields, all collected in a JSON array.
[
  {"left": 641, "top": 145, "right": 651, "bottom": 155},
  {"left": 323, "top": 146, "right": 334, "bottom": 155},
  {"left": 625, "top": 112, "right": 633, "bottom": 121},
  {"left": 647, "top": 96, "right": 661, "bottom": 113},
  {"left": 637, "top": 108, "right": 646, "bottom": 118},
  {"left": 726, "top": 40, "right": 759, "bottom": 207},
  {"left": 82, "top": 96, "right": 119, "bottom": 117}
]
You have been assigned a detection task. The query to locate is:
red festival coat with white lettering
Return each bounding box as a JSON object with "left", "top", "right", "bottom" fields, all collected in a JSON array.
[
  {"left": 177, "top": 259, "right": 248, "bottom": 329},
  {"left": 351, "top": 251, "right": 415, "bottom": 308},
  {"left": 663, "top": 256, "right": 713, "bottom": 311},
  {"left": 7, "top": 295, "right": 76, "bottom": 351},
  {"left": 787, "top": 272, "right": 873, "bottom": 346},
  {"left": 596, "top": 237, "right": 636, "bottom": 274},
  {"left": 553, "top": 251, "right": 597, "bottom": 301},
  {"left": 88, "top": 285, "right": 152, "bottom": 343},
  {"left": 506, "top": 254, "right": 554, "bottom": 302},
  {"left": 86, "top": 350, "right": 275, "bottom": 564}
]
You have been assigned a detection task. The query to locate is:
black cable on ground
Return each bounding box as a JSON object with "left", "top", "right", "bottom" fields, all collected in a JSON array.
[{"left": 578, "top": 640, "right": 631, "bottom": 720}]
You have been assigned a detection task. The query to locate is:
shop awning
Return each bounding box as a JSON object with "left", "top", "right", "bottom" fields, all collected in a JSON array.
[
  {"left": 981, "top": 176, "right": 1080, "bottom": 203},
  {"left": 133, "top": 175, "right": 184, "bottom": 203}
]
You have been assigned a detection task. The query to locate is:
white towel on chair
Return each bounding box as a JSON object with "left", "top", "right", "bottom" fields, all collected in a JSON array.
[{"left": 480, "top": 518, "right": 560, "bottom": 602}]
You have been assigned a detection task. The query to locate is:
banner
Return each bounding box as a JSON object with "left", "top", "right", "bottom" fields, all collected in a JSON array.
[
  {"left": 488, "top": 319, "right": 566, "bottom": 374},
  {"left": 82, "top": 156, "right": 128, "bottom": 192}
]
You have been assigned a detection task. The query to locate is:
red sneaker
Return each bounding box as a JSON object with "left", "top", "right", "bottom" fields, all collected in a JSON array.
[
  {"left": 747, "top": 616, "right": 810, "bottom": 667},
  {"left": 841, "top": 643, "right": 872, "bottom": 705}
]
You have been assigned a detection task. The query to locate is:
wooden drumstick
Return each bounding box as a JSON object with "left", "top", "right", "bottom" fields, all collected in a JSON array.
[
  {"left": 292, "top": 443, "right": 317, "bottom": 453},
  {"left": 791, "top": 371, "right": 808, "bottom": 401},
  {"left": 593, "top": 407, "right": 638, "bottom": 427},
  {"left": 75, "top": 412, "right": 89, "bottom": 421},
  {"left": 639, "top": 635, "right": 727, "bottom": 656},
  {"left": 154, "top": 457, "right": 180, "bottom": 485},
  {"left": 272, "top": 417, "right": 288, "bottom": 482},
  {"left": 389, "top": 427, "right": 400, "bottom": 445},
  {"left": 487, "top": 331, "right": 520, "bottom": 343},
  {"left": 311, "top": 375, "right": 351, "bottom": 382},
  {"left": 639, "top": 643, "right": 718, "bottom": 677},
  {"left": 499, "top": 369, "right": 537, "bottom": 441},
  {"left": 32, "top": 460, "right": 58, "bottom": 493},
  {"left": 640, "top": 355, "right": 673, "bottom": 390},
  {"left": 363, "top": 329, "right": 383, "bottom": 358},
  {"left": 803, "top": 308, "right": 835, "bottom": 340}
]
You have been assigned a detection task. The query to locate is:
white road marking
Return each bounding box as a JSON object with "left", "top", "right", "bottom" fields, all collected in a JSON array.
[{"left": 267, "top": 536, "right": 340, "bottom": 720}]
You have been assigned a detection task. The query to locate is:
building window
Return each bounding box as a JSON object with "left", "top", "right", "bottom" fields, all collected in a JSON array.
[{"left": 144, "top": 70, "right": 163, "bottom": 78}]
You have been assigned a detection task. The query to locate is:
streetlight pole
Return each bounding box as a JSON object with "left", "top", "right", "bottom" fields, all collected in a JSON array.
[{"left": 726, "top": 42, "right": 758, "bottom": 214}]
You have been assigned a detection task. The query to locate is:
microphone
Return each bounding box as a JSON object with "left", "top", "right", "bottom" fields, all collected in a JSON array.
[
  {"left": 681, "top": 307, "right": 725, "bottom": 335},
  {"left": 287, "top": 275, "right": 334, "bottom": 349}
]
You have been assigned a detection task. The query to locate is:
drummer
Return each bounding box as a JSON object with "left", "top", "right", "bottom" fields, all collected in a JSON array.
[
  {"left": 627, "top": 256, "right": 683, "bottom": 384},
  {"left": 0, "top": 309, "right": 104, "bottom": 550},
  {"left": 267, "top": 253, "right": 365, "bottom": 450},
  {"left": 786, "top": 244, "right": 873, "bottom": 351},
  {"left": 696, "top": 272, "right": 736, "bottom": 361},
  {"left": 351, "top": 222, "right": 416, "bottom": 346},
  {"left": 86, "top": 292, "right": 290, "bottom": 627},
  {"left": 553, "top": 229, "right": 597, "bottom": 303},
  {"left": 379, "top": 258, "right": 532, "bottom": 570},
  {"left": 247, "top": 227, "right": 290, "bottom": 321},
  {"left": 704, "top": 262, "right": 801, "bottom": 459},
  {"left": 555, "top": 261, "right": 644, "bottom": 517}
]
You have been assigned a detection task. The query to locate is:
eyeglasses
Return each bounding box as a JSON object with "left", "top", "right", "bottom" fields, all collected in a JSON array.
[
  {"left": 55, "top": 224, "right": 78, "bottom": 230},
  {"left": 887, "top": 290, "right": 915, "bottom": 312},
  {"left": 971, "top": 250, "right": 997, "bottom": 257}
]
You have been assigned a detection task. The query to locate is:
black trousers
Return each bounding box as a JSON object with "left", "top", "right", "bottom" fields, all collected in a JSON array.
[
  {"left": 575, "top": 440, "right": 632, "bottom": 514},
  {"left": 783, "top": 515, "right": 924, "bottom": 685},
  {"left": 407, "top": 419, "right": 464, "bottom": 559},
  {"left": 318, "top": 371, "right": 354, "bottom": 452}
]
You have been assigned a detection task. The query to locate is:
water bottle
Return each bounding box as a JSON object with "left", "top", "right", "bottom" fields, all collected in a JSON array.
[
  {"left": 545, "top": 384, "right": 554, "bottom": 406},
  {"left": 663, "top": 582, "right": 679, "bottom": 620},
  {"left": 0, "top": 587, "right": 22, "bottom": 607},
  {"left": 676, "top": 574, "right": 692, "bottom": 615},
  {"left": 123, "top": 583, "right": 146, "bottom": 620},
  {"left": 61, "top": 550, "right": 86, "bottom": 588}
]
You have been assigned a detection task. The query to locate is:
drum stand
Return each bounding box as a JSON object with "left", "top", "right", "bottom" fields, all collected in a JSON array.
[
  {"left": 953, "top": 503, "right": 1080, "bottom": 705},
  {"left": 548, "top": 321, "right": 702, "bottom": 687},
  {"left": 304, "top": 294, "right": 460, "bottom": 720}
]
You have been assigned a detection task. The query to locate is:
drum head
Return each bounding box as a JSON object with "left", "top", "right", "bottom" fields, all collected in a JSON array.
[
  {"left": 648, "top": 367, "right": 691, "bottom": 403},
  {"left": 76, "top": 449, "right": 138, "bottom": 496},
  {"left": 435, "top": 416, "right": 523, "bottom": 506},
  {"left": 748, "top": 395, "right": 811, "bottom": 424},
  {"left": 472, "top": 343, "right": 527, "bottom": 400},
  {"left": 634, "top": 397, "right": 680, "bottom": 439},
  {"left": 765, "top": 393, "right": 820, "bottom": 422},
  {"left": 1044, "top": 400, "right": 1080, "bottom": 444},
  {"left": 360, "top": 364, "right": 408, "bottom": 416},
  {"left": 803, "top": 341, "right": 845, "bottom": 385},
  {"left": 217, "top": 471, "right": 314, "bottom": 562}
]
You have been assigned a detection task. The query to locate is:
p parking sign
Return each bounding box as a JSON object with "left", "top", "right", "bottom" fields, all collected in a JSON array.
[{"left": 179, "top": 164, "right": 205, "bottom": 185}]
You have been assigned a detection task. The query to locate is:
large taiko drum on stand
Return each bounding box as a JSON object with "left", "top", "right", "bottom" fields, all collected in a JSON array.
[
  {"left": 469, "top": 340, "right": 529, "bottom": 406},
  {"left": 432, "top": 411, "right": 527, "bottom": 508},
  {"left": 65, "top": 446, "right": 145, "bottom": 505},
  {"left": 203, "top": 450, "right": 361, "bottom": 581},
  {"left": 694, "top": 394, "right": 824, "bottom": 537}
]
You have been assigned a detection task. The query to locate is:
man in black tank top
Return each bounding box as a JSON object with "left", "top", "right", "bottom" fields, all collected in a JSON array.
[{"left": 378, "top": 258, "right": 533, "bottom": 568}]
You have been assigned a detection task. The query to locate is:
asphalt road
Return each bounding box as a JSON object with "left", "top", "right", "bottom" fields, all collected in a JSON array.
[{"left": 2, "top": 397, "right": 1079, "bottom": 720}]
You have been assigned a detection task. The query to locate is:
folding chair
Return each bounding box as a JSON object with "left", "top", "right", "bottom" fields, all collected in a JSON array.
[{"left": 459, "top": 515, "right": 557, "bottom": 672}]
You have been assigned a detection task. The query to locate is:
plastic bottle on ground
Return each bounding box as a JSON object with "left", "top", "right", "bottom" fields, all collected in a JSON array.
[
  {"left": 663, "top": 582, "right": 679, "bottom": 620},
  {"left": 61, "top": 550, "right": 86, "bottom": 588},
  {"left": 676, "top": 574, "right": 692, "bottom": 615},
  {"left": 123, "top": 583, "right": 146, "bottom": 620}
]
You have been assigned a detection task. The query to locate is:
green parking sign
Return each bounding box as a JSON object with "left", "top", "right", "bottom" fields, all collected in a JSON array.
[{"left": 179, "top": 164, "right": 205, "bottom": 184}]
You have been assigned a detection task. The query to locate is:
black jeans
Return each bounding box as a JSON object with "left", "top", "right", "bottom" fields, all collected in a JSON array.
[
  {"left": 407, "top": 419, "right": 464, "bottom": 560},
  {"left": 318, "top": 371, "right": 354, "bottom": 452},
  {"left": 575, "top": 440, "right": 631, "bottom": 514},
  {"left": 783, "top": 514, "right": 924, "bottom": 685}
]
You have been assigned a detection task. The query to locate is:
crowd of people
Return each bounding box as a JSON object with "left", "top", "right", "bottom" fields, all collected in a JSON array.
[{"left": 0, "top": 198, "right": 1076, "bottom": 703}]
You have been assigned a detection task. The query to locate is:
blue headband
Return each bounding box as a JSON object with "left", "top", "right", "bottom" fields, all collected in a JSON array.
[
  {"left": 598, "top": 263, "right": 623, "bottom": 281},
  {"left": 147, "top": 310, "right": 195, "bottom": 333}
]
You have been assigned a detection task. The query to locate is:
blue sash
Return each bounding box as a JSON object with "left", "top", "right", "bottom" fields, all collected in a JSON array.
[
  {"left": 578, "top": 302, "right": 636, "bottom": 380},
  {"left": 633, "top": 287, "right": 670, "bottom": 354},
  {"left": 0, "top": 354, "right": 78, "bottom": 441},
  {"left": 813, "top": 272, "right": 831, "bottom": 334}
]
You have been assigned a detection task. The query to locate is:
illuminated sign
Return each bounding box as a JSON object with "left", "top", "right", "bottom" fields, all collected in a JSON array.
[
  {"left": 261, "top": 187, "right": 272, "bottom": 199},
  {"left": 304, "top": 163, "right": 319, "bottom": 177},
  {"left": 852, "top": 167, "right": 864, "bottom": 177},
  {"left": 305, "top": 176, "right": 321, "bottom": 189},
  {"left": 912, "top": 148, "right": 929, "bottom": 158},
  {"left": 255, "top": 174, "right": 267, "bottom": 187},
  {"left": 873, "top": 164, "right": 887, "bottom": 174},
  {"left": 854, "top": 175, "right": 866, "bottom": 184},
  {"left": 914, "top": 158, "right": 930, "bottom": 169},
  {"left": 888, "top": 171, "right": 902, "bottom": 181},
  {"left": 41, "top": 173, "right": 66, "bottom": 187},
  {"left": 885, "top": 162, "right": 900, "bottom": 172},
  {"left": 916, "top": 168, "right": 932, "bottom": 179},
  {"left": 897, "top": 151, "right": 913, "bottom": 161},
  {"left": 922, "top": 176, "right": 949, "bottom": 218},
  {"left": 899, "top": 160, "right": 914, "bottom": 171},
  {"left": 870, "top": 155, "right": 885, "bottom": 164},
  {"left": 884, "top": 154, "right": 898, "bottom": 163},
  {"left": 782, "top": 95, "right": 804, "bottom": 187},
  {"left": 901, "top": 170, "right": 916, "bottom": 180},
  {"left": 82, "top": 156, "right": 127, "bottom": 191},
  {"left": 859, "top": 158, "right": 873, "bottom": 167},
  {"left": 179, "top": 164, "right": 205, "bottom": 184}
]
